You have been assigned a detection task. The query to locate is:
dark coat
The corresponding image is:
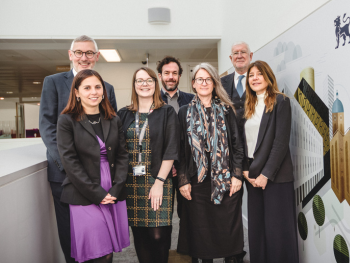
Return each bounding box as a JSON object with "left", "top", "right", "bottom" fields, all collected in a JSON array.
[
  {"left": 177, "top": 105, "right": 244, "bottom": 188},
  {"left": 118, "top": 104, "right": 180, "bottom": 179},
  {"left": 57, "top": 112, "right": 128, "bottom": 205},
  {"left": 39, "top": 70, "right": 117, "bottom": 183},
  {"left": 221, "top": 72, "right": 246, "bottom": 135},
  {"left": 161, "top": 89, "right": 195, "bottom": 107},
  {"left": 243, "top": 94, "right": 294, "bottom": 183}
]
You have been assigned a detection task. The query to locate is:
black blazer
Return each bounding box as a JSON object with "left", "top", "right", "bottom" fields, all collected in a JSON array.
[
  {"left": 177, "top": 105, "right": 244, "bottom": 188},
  {"left": 243, "top": 94, "right": 294, "bottom": 183},
  {"left": 161, "top": 89, "right": 195, "bottom": 107},
  {"left": 118, "top": 104, "right": 180, "bottom": 179},
  {"left": 39, "top": 70, "right": 117, "bottom": 183},
  {"left": 57, "top": 112, "right": 128, "bottom": 205}
]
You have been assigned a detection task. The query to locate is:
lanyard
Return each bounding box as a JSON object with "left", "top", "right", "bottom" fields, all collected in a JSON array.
[{"left": 135, "top": 105, "right": 154, "bottom": 163}]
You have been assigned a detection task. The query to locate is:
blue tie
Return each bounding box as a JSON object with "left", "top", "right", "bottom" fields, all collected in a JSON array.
[{"left": 237, "top": 75, "right": 245, "bottom": 98}]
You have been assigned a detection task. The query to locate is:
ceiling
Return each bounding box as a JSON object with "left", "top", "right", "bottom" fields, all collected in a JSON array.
[{"left": 0, "top": 39, "right": 219, "bottom": 100}]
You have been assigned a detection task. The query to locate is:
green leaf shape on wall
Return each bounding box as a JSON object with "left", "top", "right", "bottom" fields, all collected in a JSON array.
[
  {"left": 298, "top": 212, "right": 308, "bottom": 240},
  {"left": 312, "top": 195, "right": 325, "bottom": 226},
  {"left": 334, "top": 234, "right": 349, "bottom": 263}
]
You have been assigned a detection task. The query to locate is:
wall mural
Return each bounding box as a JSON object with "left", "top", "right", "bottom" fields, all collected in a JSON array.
[{"left": 226, "top": 0, "right": 350, "bottom": 261}]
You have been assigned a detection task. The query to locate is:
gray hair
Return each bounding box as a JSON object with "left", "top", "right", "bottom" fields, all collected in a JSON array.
[
  {"left": 191, "top": 63, "right": 234, "bottom": 109},
  {"left": 231, "top": 41, "right": 251, "bottom": 53},
  {"left": 70, "top": 35, "right": 98, "bottom": 51}
]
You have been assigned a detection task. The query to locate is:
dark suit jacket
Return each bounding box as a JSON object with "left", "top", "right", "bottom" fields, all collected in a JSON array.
[
  {"left": 161, "top": 89, "right": 194, "bottom": 107},
  {"left": 118, "top": 105, "right": 180, "bottom": 179},
  {"left": 221, "top": 72, "right": 246, "bottom": 135},
  {"left": 57, "top": 112, "right": 128, "bottom": 205},
  {"left": 243, "top": 94, "right": 294, "bottom": 183},
  {"left": 39, "top": 70, "right": 117, "bottom": 183},
  {"left": 177, "top": 105, "right": 244, "bottom": 188}
]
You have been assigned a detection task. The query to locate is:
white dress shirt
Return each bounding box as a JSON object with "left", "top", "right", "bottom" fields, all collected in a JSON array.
[
  {"left": 234, "top": 72, "right": 247, "bottom": 93},
  {"left": 72, "top": 68, "right": 77, "bottom": 76},
  {"left": 245, "top": 92, "right": 266, "bottom": 158}
]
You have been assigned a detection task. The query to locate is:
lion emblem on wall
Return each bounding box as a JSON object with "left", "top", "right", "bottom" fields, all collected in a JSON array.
[{"left": 334, "top": 14, "right": 350, "bottom": 49}]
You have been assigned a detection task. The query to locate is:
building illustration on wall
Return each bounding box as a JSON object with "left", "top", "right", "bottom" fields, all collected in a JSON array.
[
  {"left": 330, "top": 91, "right": 350, "bottom": 205},
  {"left": 283, "top": 84, "right": 324, "bottom": 208},
  {"left": 293, "top": 70, "right": 331, "bottom": 207},
  {"left": 327, "top": 76, "right": 334, "bottom": 141}
]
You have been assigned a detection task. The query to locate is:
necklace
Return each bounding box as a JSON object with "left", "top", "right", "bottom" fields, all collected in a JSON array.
[{"left": 88, "top": 117, "right": 100, "bottom": 125}]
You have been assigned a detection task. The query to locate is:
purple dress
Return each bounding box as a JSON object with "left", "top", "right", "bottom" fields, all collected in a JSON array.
[{"left": 70, "top": 136, "right": 130, "bottom": 263}]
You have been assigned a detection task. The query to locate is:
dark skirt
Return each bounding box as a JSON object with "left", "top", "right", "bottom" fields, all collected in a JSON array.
[{"left": 177, "top": 175, "right": 244, "bottom": 259}]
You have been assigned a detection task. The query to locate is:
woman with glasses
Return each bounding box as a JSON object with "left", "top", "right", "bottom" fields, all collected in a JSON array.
[
  {"left": 243, "top": 61, "right": 298, "bottom": 263},
  {"left": 177, "top": 63, "right": 245, "bottom": 263},
  {"left": 118, "top": 67, "right": 179, "bottom": 263},
  {"left": 57, "top": 69, "right": 129, "bottom": 263}
]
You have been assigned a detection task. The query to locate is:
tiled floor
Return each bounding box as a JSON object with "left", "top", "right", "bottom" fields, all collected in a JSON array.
[{"left": 113, "top": 201, "right": 250, "bottom": 263}]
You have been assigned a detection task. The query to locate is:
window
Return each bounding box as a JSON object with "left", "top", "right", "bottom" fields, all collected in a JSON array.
[{"left": 336, "top": 141, "right": 339, "bottom": 189}]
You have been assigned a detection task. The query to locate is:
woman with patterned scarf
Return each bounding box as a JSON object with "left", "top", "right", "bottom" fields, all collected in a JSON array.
[{"left": 176, "top": 63, "right": 245, "bottom": 263}]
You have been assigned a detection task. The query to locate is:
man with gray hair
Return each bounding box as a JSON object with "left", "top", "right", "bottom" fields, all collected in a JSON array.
[
  {"left": 221, "top": 41, "right": 253, "bottom": 136},
  {"left": 39, "top": 35, "right": 117, "bottom": 263}
]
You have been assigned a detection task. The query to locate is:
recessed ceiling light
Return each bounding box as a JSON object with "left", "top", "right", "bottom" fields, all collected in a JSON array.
[
  {"left": 37, "top": 103, "right": 40, "bottom": 106},
  {"left": 6, "top": 91, "right": 13, "bottom": 94},
  {"left": 33, "top": 82, "right": 41, "bottom": 84},
  {"left": 0, "top": 97, "right": 4, "bottom": 100},
  {"left": 99, "top": 49, "right": 121, "bottom": 62}
]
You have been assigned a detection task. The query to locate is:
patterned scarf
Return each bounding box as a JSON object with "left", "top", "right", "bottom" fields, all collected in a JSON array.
[{"left": 186, "top": 95, "right": 231, "bottom": 204}]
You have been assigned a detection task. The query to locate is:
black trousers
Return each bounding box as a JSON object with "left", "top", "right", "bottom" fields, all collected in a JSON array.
[
  {"left": 246, "top": 180, "right": 299, "bottom": 263},
  {"left": 50, "top": 182, "right": 77, "bottom": 263}
]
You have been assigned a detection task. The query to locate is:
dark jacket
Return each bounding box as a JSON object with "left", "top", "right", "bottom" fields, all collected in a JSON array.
[
  {"left": 177, "top": 105, "right": 244, "bottom": 188},
  {"left": 243, "top": 94, "right": 294, "bottom": 183},
  {"left": 57, "top": 112, "right": 128, "bottom": 205},
  {"left": 39, "top": 70, "right": 117, "bottom": 183},
  {"left": 161, "top": 89, "right": 195, "bottom": 107},
  {"left": 118, "top": 104, "right": 180, "bottom": 179},
  {"left": 221, "top": 72, "right": 246, "bottom": 136}
]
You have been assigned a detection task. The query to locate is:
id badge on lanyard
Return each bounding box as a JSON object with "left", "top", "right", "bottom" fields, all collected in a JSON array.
[{"left": 132, "top": 106, "right": 154, "bottom": 176}]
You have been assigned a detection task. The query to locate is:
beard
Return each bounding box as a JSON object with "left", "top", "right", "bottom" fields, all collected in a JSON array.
[{"left": 162, "top": 79, "right": 178, "bottom": 92}]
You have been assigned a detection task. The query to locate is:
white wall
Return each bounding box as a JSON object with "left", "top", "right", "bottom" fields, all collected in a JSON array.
[
  {"left": 94, "top": 61, "right": 217, "bottom": 109},
  {"left": 0, "top": 143, "right": 64, "bottom": 263},
  {"left": 0, "top": 168, "right": 64, "bottom": 263},
  {"left": 0, "top": 100, "right": 17, "bottom": 122},
  {"left": 1, "top": 0, "right": 330, "bottom": 74},
  {"left": 0, "top": 0, "right": 221, "bottom": 39},
  {"left": 24, "top": 103, "right": 40, "bottom": 129},
  {"left": 217, "top": 0, "right": 330, "bottom": 73}
]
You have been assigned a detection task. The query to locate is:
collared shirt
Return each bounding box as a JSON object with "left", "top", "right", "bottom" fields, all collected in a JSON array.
[
  {"left": 234, "top": 72, "right": 247, "bottom": 93},
  {"left": 72, "top": 68, "right": 77, "bottom": 76},
  {"left": 163, "top": 88, "right": 180, "bottom": 113}
]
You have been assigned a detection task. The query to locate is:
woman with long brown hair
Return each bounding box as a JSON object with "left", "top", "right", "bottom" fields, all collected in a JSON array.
[
  {"left": 177, "top": 62, "right": 245, "bottom": 263},
  {"left": 57, "top": 69, "right": 130, "bottom": 263},
  {"left": 118, "top": 67, "right": 179, "bottom": 263},
  {"left": 243, "top": 60, "right": 298, "bottom": 263}
]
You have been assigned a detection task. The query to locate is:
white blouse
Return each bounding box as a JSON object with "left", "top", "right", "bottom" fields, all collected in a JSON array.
[{"left": 245, "top": 92, "right": 266, "bottom": 158}]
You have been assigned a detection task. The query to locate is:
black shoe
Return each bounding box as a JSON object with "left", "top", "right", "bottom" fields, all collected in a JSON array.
[
  {"left": 224, "top": 251, "right": 247, "bottom": 263},
  {"left": 192, "top": 257, "right": 199, "bottom": 263}
]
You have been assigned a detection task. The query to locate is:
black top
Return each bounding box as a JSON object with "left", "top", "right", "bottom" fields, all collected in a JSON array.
[
  {"left": 87, "top": 114, "right": 104, "bottom": 142},
  {"left": 177, "top": 105, "right": 244, "bottom": 188},
  {"left": 118, "top": 105, "right": 180, "bottom": 179}
]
